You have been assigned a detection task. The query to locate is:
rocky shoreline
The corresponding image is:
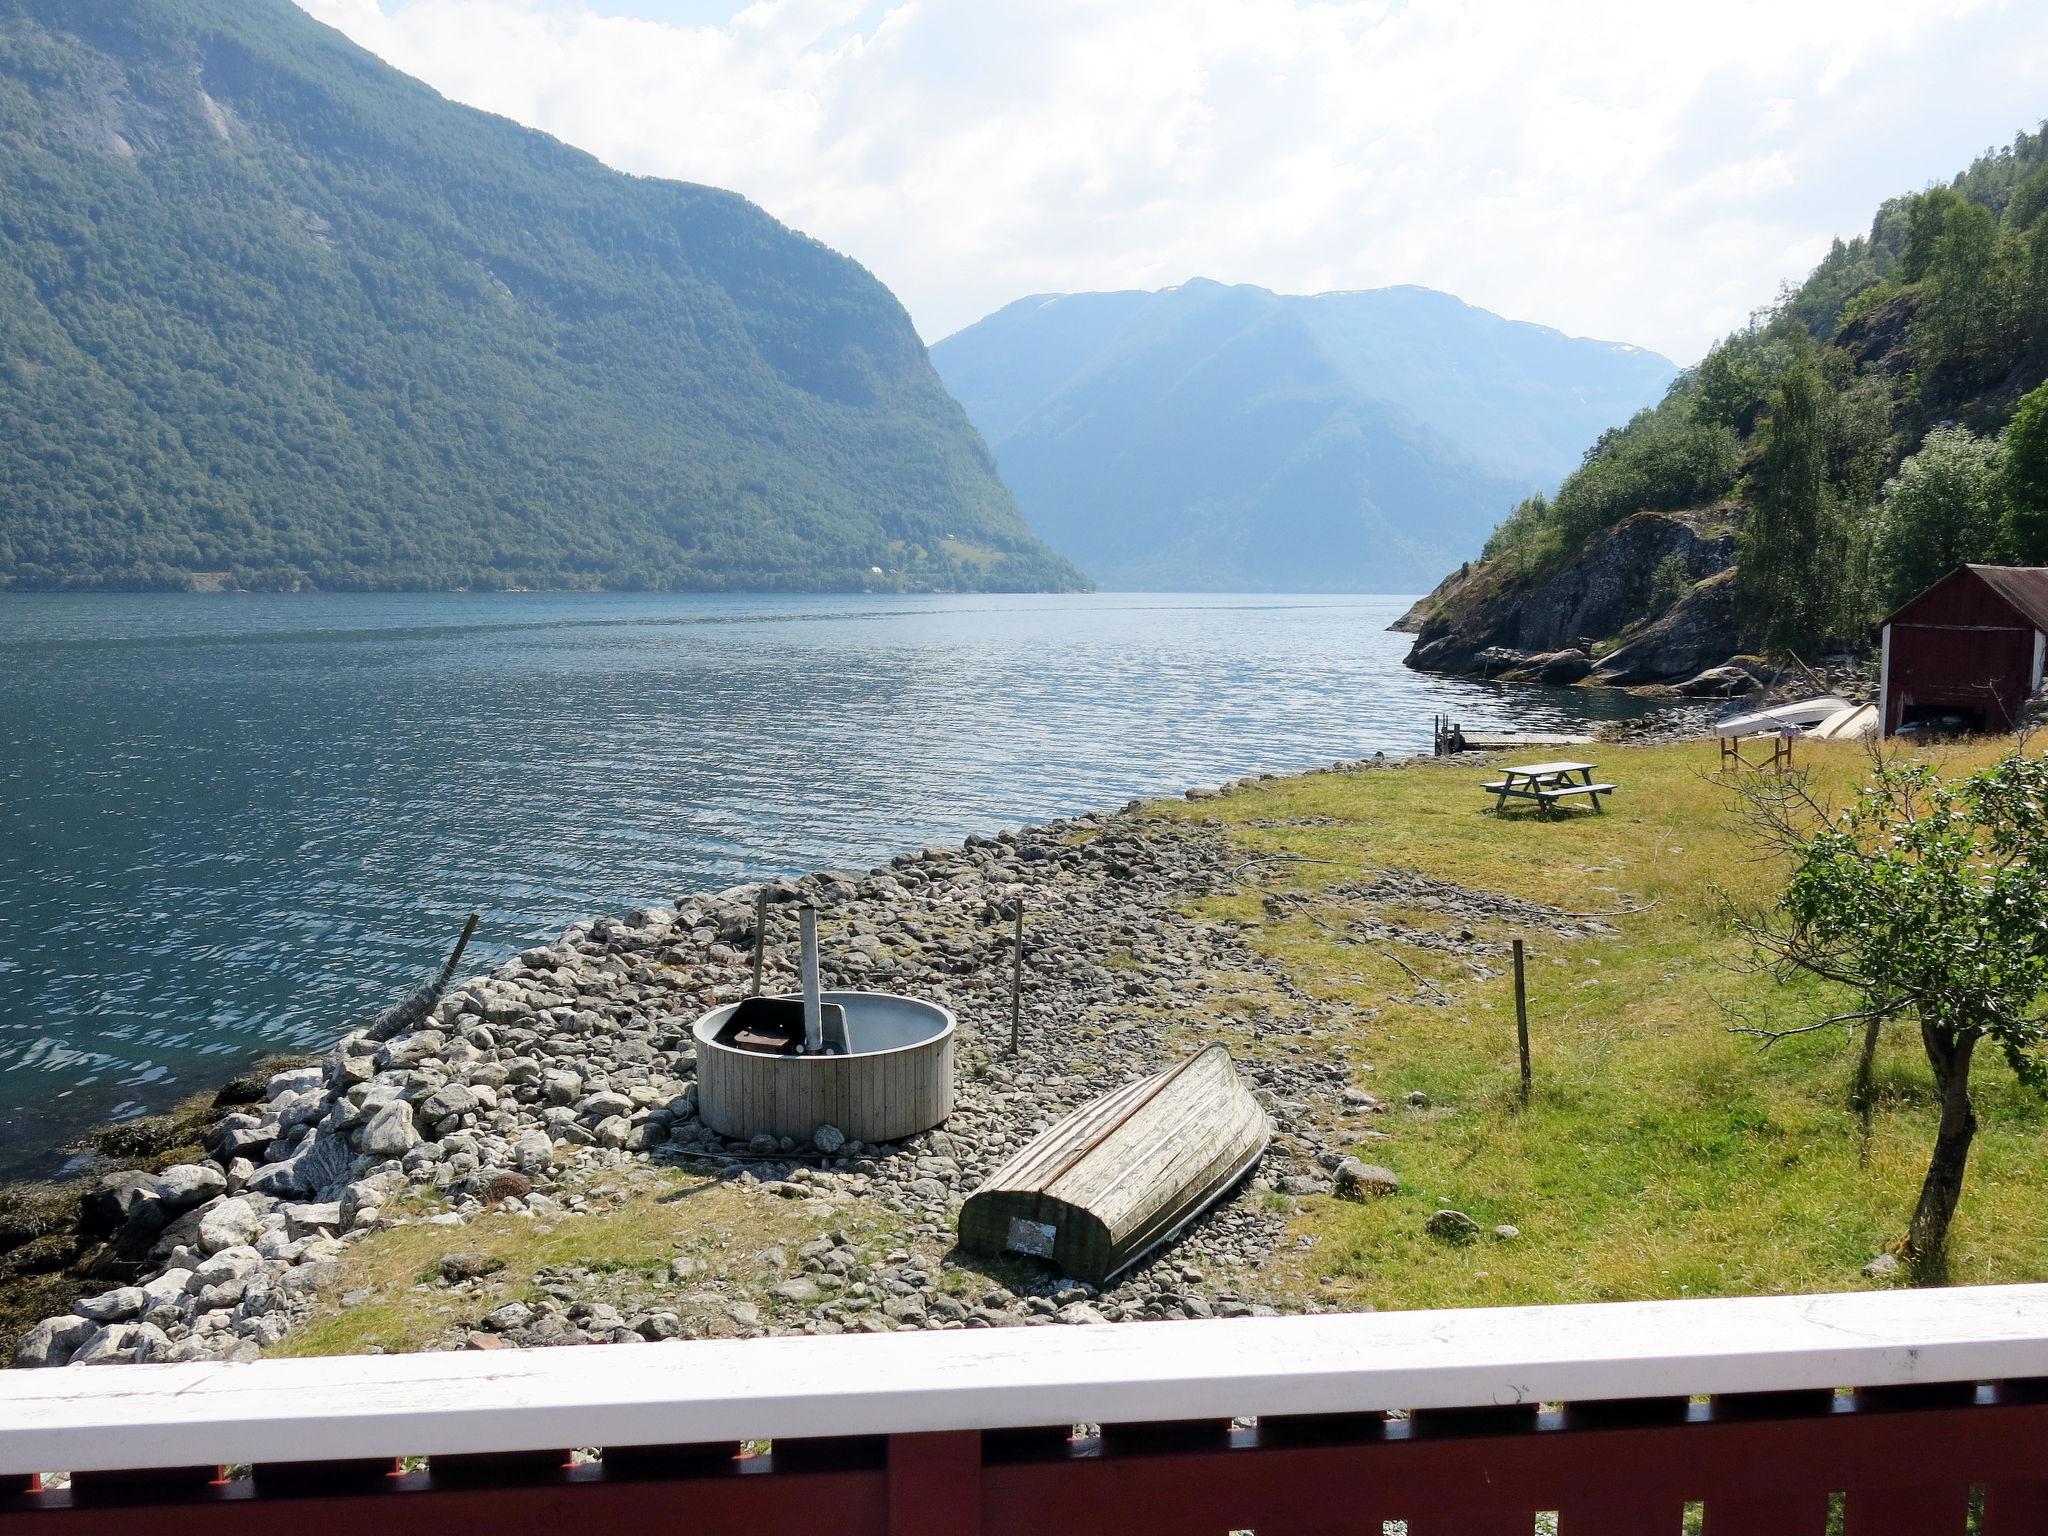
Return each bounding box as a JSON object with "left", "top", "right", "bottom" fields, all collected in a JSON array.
[{"left": 8, "top": 757, "right": 1436, "bottom": 1369}]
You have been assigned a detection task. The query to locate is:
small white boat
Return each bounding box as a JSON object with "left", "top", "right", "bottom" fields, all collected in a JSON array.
[
  {"left": 1809, "top": 702, "right": 1878, "bottom": 741},
  {"left": 958, "top": 1046, "right": 1269, "bottom": 1285},
  {"left": 1714, "top": 696, "right": 1854, "bottom": 739}
]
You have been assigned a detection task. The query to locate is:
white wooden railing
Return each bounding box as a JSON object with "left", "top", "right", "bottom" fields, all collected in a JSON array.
[{"left": 3, "top": 1284, "right": 2046, "bottom": 1534}]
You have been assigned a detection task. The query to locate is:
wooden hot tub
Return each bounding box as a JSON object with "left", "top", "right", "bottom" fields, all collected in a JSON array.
[{"left": 692, "top": 990, "right": 955, "bottom": 1145}]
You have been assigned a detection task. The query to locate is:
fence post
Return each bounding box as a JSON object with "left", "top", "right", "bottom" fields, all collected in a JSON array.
[
  {"left": 751, "top": 889, "right": 769, "bottom": 998},
  {"left": 1514, "top": 938, "right": 1531, "bottom": 1106}
]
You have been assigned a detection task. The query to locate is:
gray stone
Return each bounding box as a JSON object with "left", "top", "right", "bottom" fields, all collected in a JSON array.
[
  {"left": 267, "top": 1066, "right": 326, "bottom": 1099},
  {"left": 1862, "top": 1253, "right": 1903, "bottom": 1280},
  {"left": 1334, "top": 1160, "right": 1400, "bottom": 1200},
  {"left": 193, "top": 1246, "right": 264, "bottom": 1287},
  {"left": 482, "top": 1301, "right": 533, "bottom": 1332},
  {"left": 511, "top": 1132, "right": 554, "bottom": 1176},
  {"left": 357, "top": 1100, "right": 421, "bottom": 1158},
  {"left": 284, "top": 1202, "right": 343, "bottom": 1239},
  {"left": 441, "top": 1251, "right": 506, "bottom": 1282},
  {"left": 141, "top": 1268, "right": 195, "bottom": 1303},
  {"left": 419, "top": 1082, "right": 477, "bottom": 1124},
  {"left": 1492, "top": 1224, "right": 1520, "bottom": 1241},
  {"left": 246, "top": 1126, "right": 351, "bottom": 1198},
  {"left": 129, "top": 1321, "right": 176, "bottom": 1363},
  {"left": 1056, "top": 1301, "right": 1111, "bottom": 1326},
  {"left": 13, "top": 1314, "right": 96, "bottom": 1369},
  {"left": 155, "top": 1162, "right": 229, "bottom": 1210},
  {"left": 1424, "top": 1209, "right": 1482, "bottom": 1244},
  {"left": 812, "top": 1124, "right": 847, "bottom": 1155},
  {"left": 75, "top": 1286, "right": 147, "bottom": 1323},
  {"left": 768, "top": 1278, "right": 823, "bottom": 1305},
  {"left": 197, "top": 1197, "right": 262, "bottom": 1255},
  {"left": 579, "top": 1090, "right": 634, "bottom": 1121},
  {"left": 72, "top": 1323, "right": 145, "bottom": 1365}
]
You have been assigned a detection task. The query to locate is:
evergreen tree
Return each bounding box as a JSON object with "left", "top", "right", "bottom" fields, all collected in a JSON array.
[{"left": 1738, "top": 356, "right": 1834, "bottom": 654}]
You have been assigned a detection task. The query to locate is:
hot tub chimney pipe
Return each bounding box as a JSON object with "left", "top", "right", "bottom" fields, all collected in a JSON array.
[{"left": 799, "top": 905, "right": 824, "bottom": 1054}]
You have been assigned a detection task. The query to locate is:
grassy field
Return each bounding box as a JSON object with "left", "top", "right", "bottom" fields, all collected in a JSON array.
[{"left": 1161, "top": 735, "right": 2048, "bottom": 1310}]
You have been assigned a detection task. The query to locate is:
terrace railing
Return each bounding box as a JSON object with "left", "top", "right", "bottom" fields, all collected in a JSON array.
[{"left": 2, "top": 1283, "right": 2046, "bottom": 1534}]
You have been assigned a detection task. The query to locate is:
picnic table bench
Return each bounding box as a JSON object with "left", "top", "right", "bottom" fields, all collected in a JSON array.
[{"left": 1482, "top": 760, "right": 1618, "bottom": 814}]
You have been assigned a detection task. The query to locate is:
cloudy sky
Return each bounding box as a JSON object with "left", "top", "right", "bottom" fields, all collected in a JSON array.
[{"left": 296, "top": 0, "right": 2048, "bottom": 363}]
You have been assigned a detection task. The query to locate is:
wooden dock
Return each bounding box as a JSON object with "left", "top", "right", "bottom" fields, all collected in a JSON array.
[{"left": 1432, "top": 713, "right": 1592, "bottom": 757}]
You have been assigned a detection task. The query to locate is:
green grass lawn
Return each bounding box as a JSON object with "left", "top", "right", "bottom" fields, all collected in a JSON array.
[{"left": 1159, "top": 736, "right": 2048, "bottom": 1309}]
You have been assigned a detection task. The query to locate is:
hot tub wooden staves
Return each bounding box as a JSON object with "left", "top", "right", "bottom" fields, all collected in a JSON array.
[{"left": 959, "top": 1045, "right": 1269, "bottom": 1285}]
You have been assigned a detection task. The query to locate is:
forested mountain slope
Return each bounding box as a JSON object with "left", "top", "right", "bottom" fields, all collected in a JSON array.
[
  {"left": 931, "top": 280, "right": 1674, "bottom": 592},
  {"left": 0, "top": 0, "right": 1084, "bottom": 593},
  {"left": 1405, "top": 124, "right": 2048, "bottom": 690}
]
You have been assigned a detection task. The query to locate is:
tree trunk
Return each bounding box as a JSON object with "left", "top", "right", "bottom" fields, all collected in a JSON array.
[
  {"left": 1904, "top": 1026, "right": 1979, "bottom": 1277},
  {"left": 1851, "top": 1015, "right": 1882, "bottom": 1116}
]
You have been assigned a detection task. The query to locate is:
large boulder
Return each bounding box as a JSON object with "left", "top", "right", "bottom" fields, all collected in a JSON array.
[
  {"left": 13, "top": 1314, "right": 96, "bottom": 1369},
  {"left": 74, "top": 1285, "right": 147, "bottom": 1322},
  {"left": 156, "top": 1162, "right": 229, "bottom": 1210},
  {"left": 356, "top": 1101, "right": 420, "bottom": 1159},
  {"left": 245, "top": 1126, "right": 352, "bottom": 1198},
  {"left": 79, "top": 1171, "right": 163, "bottom": 1241},
  {"left": 196, "top": 1197, "right": 262, "bottom": 1255}
]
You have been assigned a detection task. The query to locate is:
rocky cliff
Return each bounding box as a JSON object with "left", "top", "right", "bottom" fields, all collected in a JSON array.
[{"left": 1402, "top": 510, "right": 1749, "bottom": 692}]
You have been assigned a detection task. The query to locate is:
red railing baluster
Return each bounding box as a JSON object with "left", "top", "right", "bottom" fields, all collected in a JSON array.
[
  {"left": 1699, "top": 1493, "right": 1831, "bottom": 1535},
  {"left": 1839, "top": 1485, "right": 1972, "bottom": 1534},
  {"left": 1556, "top": 1500, "right": 1687, "bottom": 1533},
  {"left": 1400, "top": 1514, "right": 1532, "bottom": 1534},
  {"left": 887, "top": 1430, "right": 981, "bottom": 1536},
  {"left": 1982, "top": 1479, "right": 2048, "bottom": 1535}
]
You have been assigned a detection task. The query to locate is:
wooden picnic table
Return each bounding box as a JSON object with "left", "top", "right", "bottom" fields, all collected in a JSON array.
[{"left": 1483, "top": 760, "right": 1618, "bottom": 814}]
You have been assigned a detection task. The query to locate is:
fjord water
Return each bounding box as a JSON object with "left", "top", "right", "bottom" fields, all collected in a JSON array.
[{"left": 0, "top": 592, "right": 1656, "bottom": 1177}]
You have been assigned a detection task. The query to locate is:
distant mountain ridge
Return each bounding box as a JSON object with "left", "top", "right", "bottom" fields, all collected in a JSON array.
[
  {"left": 931, "top": 279, "right": 1676, "bottom": 591},
  {"left": 0, "top": 0, "right": 1084, "bottom": 593}
]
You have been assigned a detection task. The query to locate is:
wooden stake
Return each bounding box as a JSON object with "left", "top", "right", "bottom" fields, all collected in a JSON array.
[
  {"left": 1010, "top": 902, "right": 1026, "bottom": 1054},
  {"left": 751, "top": 889, "right": 769, "bottom": 998},
  {"left": 1513, "top": 938, "right": 1532, "bottom": 1106}
]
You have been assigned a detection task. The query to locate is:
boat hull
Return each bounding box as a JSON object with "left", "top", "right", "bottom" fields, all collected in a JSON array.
[{"left": 959, "top": 1045, "right": 1269, "bottom": 1285}]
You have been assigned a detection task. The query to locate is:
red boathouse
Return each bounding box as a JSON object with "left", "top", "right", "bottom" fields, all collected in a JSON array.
[{"left": 1879, "top": 564, "right": 2048, "bottom": 737}]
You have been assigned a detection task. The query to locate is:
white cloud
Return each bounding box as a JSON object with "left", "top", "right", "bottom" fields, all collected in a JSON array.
[{"left": 293, "top": 0, "right": 2048, "bottom": 362}]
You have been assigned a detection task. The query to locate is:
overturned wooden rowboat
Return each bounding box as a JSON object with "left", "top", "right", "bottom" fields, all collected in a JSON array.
[{"left": 958, "top": 1045, "right": 1269, "bottom": 1285}]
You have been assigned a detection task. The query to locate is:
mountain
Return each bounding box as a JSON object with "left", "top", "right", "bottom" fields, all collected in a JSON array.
[
  {"left": 1404, "top": 122, "right": 2048, "bottom": 693},
  {"left": 929, "top": 279, "right": 1676, "bottom": 591},
  {"left": 0, "top": 0, "right": 1084, "bottom": 594}
]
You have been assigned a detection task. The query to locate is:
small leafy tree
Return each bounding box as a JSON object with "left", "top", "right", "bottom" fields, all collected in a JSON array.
[
  {"left": 1735, "top": 752, "right": 2048, "bottom": 1276},
  {"left": 2001, "top": 379, "right": 2048, "bottom": 562},
  {"left": 1871, "top": 424, "right": 2005, "bottom": 603},
  {"left": 1647, "top": 553, "right": 1690, "bottom": 609}
]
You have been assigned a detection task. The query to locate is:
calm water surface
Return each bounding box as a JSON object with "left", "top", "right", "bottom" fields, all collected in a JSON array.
[{"left": 0, "top": 592, "right": 1659, "bottom": 1176}]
